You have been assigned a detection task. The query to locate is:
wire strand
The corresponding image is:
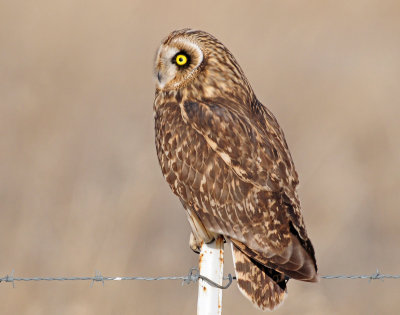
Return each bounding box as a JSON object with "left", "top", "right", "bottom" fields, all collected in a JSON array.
[{"left": 1, "top": 268, "right": 398, "bottom": 289}]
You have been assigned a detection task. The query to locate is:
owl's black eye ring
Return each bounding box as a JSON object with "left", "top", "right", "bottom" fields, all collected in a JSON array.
[{"left": 173, "top": 52, "right": 190, "bottom": 67}]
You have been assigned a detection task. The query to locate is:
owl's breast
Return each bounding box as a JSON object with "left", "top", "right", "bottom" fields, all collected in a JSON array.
[{"left": 154, "top": 100, "right": 215, "bottom": 200}]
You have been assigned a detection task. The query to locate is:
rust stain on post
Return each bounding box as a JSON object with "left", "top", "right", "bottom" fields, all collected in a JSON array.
[{"left": 199, "top": 253, "right": 204, "bottom": 266}]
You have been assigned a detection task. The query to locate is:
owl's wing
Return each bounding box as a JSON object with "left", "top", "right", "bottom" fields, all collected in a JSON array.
[
  {"left": 182, "top": 99, "right": 297, "bottom": 189},
  {"left": 183, "top": 99, "right": 298, "bottom": 195},
  {"left": 181, "top": 99, "right": 314, "bottom": 253}
]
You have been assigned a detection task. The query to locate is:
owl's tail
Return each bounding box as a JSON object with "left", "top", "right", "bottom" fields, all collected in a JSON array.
[{"left": 231, "top": 243, "right": 287, "bottom": 311}]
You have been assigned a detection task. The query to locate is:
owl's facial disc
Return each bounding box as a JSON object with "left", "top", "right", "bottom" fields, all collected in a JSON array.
[{"left": 154, "top": 37, "right": 203, "bottom": 90}]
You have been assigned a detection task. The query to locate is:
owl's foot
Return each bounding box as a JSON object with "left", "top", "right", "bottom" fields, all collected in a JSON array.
[
  {"left": 189, "top": 232, "right": 226, "bottom": 253},
  {"left": 189, "top": 231, "right": 203, "bottom": 254}
]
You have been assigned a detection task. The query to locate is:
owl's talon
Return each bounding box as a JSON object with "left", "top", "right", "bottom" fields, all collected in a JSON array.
[{"left": 189, "top": 232, "right": 202, "bottom": 254}]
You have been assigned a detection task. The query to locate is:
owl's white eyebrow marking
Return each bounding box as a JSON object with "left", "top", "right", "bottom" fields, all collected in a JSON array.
[{"left": 164, "top": 46, "right": 179, "bottom": 60}]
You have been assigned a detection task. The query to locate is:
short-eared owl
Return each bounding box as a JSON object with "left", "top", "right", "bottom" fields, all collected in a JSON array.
[{"left": 153, "top": 29, "right": 318, "bottom": 310}]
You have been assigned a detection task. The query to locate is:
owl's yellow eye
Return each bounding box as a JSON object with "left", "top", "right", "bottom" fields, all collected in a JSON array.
[{"left": 175, "top": 54, "right": 188, "bottom": 66}]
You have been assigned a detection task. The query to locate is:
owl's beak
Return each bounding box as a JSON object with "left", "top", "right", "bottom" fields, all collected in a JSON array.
[{"left": 157, "top": 71, "right": 162, "bottom": 83}]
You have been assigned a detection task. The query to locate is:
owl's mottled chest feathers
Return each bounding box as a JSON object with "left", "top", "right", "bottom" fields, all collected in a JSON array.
[
  {"left": 154, "top": 92, "right": 222, "bottom": 198},
  {"left": 154, "top": 93, "right": 211, "bottom": 201}
]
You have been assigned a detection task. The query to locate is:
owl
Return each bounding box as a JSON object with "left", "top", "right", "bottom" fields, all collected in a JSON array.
[{"left": 153, "top": 29, "right": 318, "bottom": 311}]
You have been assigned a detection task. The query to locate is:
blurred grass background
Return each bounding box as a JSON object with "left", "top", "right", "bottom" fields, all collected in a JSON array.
[{"left": 1, "top": 0, "right": 400, "bottom": 314}]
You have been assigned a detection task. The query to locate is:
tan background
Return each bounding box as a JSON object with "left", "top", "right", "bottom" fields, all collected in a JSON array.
[{"left": 1, "top": 0, "right": 400, "bottom": 314}]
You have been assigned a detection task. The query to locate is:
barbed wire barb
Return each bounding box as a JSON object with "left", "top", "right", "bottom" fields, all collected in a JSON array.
[
  {"left": 3, "top": 270, "right": 16, "bottom": 288},
  {"left": 91, "top": 270, "right": 105, "bottom": 287},
  {"left": 182, "top": 268, "right": 200, "bottom": 286}
]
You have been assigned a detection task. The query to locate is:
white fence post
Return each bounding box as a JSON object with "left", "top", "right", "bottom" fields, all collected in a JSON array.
[{"left": 197, "top": 236, "right": 224, "bottom": 315}]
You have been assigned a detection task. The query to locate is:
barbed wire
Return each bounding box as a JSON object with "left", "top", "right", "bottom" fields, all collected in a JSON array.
[
  {"left": 0, "top": 268, "right": 233, "bottom": 289},
  {"left": 320, "top": 269, "right": 400, "bottom": 281},
  {"left": 1, "top": 268, "right": 399, "bottom": 289}
]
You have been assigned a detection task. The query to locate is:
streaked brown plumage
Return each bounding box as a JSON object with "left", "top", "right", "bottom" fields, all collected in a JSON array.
[{"left": 153, "top": 29, "right": 318, "bottom": 310}]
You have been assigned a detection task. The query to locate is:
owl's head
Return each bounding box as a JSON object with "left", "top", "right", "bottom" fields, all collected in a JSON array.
[{"left": 154, "top": 29, "right": 252, "bottom": 97}]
